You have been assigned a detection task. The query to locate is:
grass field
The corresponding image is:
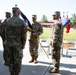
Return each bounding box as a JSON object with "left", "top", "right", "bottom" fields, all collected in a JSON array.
[{"left": 40, "top": 28, "right": 76, "bottom": 40}]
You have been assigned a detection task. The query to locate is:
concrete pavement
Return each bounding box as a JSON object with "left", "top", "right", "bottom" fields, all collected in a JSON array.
[{"left": 0, "top": 37, "right": 76, "bottom": 75}]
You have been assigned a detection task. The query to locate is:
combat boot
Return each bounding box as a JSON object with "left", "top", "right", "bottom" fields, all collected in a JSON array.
[
  {"left": 49, "top": 67, "right": 59, "bottom": 73},
  {"left": 34, "top": 58, "right": 38, "bottom": 64},
  {"left": 4, "top": 61, "right": 9, "bottom": 66},
  {"left": 29, "top": 57, "right": 34, "bottom": 63}
]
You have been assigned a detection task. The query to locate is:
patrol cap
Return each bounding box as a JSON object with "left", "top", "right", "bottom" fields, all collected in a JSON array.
[
  {"left": 52, "top": 12, "right": 56, "bottom": 16},
  {"left": 52, "top": 11, "right": 60, "bottom": 17},
  {"left": 5, "top": 12, "right": 11, "bottom": 16},
  {"left": 12, "top": 6, "right": 20, "bottom": 13},
  {"left": 32, "top": 15, "right": 37, "bottom": 19}
]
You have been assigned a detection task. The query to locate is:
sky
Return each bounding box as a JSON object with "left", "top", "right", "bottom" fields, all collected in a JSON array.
[{"left": 0, "top": 0, "right": 76, "bottom": 21}]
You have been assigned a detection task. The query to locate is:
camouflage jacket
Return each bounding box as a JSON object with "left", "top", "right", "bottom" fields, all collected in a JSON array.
[
  {"left": 3, "top": 16, "right": 27, "bottom": 48},
  {"left": 30, "top": 21, "right": 43, "bottom": 41},
  {"left": 1, "top": 19, "right": 7, "bottom": 41},
  {"left": 51, "top": 20, "right": 63, "bottom": 47}
]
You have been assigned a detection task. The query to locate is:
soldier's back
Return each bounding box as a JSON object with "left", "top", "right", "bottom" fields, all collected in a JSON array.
[{"left": 5, "top": 16, "right": 24, "bottom": 47}]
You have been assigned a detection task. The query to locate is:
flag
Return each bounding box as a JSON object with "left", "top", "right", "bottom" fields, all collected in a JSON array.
[
  {"left": 65, "top": 12, "right": 71, "bottom": 33},
  {"left": 62, "top": 17, "right": 70, "bottom": 27},
  {"left": 65, "top": 23, "right": 70, "bottom": 33},
  {"left": 61, "top": 12, "right": 71, "bottom": 33},
  {"left": 20, "top": 11, "right": 32, "bottom": 29}
]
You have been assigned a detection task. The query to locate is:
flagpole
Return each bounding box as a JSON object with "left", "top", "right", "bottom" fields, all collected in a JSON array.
[{"left": 63, "top": 12, "right": 65, "bottom": 18}]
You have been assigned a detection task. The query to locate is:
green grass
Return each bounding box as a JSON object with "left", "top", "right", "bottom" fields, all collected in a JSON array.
[
  {"left": 40, "top": 28, "right": 76, "bottom": 40},
  {"left": 63, "top": 29, "right": 76, "bottom": 40},
  {"left": 40, "top": 28, "right": 51, "bottom": 39}
]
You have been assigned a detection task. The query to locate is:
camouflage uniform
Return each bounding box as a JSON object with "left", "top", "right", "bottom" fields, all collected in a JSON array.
[
  {"left": 3, "top": 7, "right": 27, "bottom": 75},
  {"left": 29, "top": 15, "right": 43, "bottom": 63},
  {"left": 51, "top": 20, "right": 63, "bottom": 68},
  {"left": 1, "top": 12, "right": 11, "bottom": 65},
  {"left": 50, "top": 11, "right": 63, "bottom": 73}
]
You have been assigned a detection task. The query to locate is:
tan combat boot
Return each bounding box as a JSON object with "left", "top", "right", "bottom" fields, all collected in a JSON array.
[
  {"left": 34, "top": 58, "right": 38, "bottom": 64},
  {"left": 49, "top": 67, "right": 59, "bottom": 73},
  {"left": 29, "top": 57, "right": 34, "bottom": 63}
]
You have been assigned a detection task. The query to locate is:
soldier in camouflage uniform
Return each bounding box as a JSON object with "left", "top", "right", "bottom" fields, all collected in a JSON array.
[
  {"left": 2, "top": 7, "right": 27, "bottom": 75},
  {"left": 1, "top": 12, "right": 11, "bottom": 66},
  {"left": 49, "top": 11, "right": 63, "bottom": 73},
  {"left": 29, "top": 15, "right": 43, "bottom": 63}
]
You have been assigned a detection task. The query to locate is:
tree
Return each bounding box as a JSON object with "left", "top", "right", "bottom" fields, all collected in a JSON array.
[
  {"left": 41, "top": 15, "right": 48, "bottom": 23},
  {"left": 70, "top": 13, "right": 76, "bottom": 26}
]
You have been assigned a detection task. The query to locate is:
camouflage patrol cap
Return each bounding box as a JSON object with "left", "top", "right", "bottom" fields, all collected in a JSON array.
[
  {"left": 32, "top": 15, "right": 37, "bottom": 19},
  {"left": 5, "top": 12, "right": 11, "bottom": 16},
  {"left": 52, "top": 11, "right": 60, "bottom": 16},
  {"left": 12, "top": 6, "right": 20, "bottom": 12}
]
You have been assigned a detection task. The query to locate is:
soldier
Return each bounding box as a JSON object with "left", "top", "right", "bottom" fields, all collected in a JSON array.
[
  {"left": 49, "top": 11, "right": 63, "bottom": 73},
  {"left": 2, "top": 6, "right": 27, "bottom": 75},
  {"left": 1, "top": 12, "right": 11, "bottom": 66},
  {"left": 29, "top": 15, "right": 43, "bottom": 63}
]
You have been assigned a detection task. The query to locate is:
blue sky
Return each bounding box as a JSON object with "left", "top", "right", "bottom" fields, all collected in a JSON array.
[{"left": 0, "top": 0, "right": 76, "bottom": 21}]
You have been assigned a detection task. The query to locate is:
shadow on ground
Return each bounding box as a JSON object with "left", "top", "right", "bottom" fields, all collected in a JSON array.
[{"left": 45, "top": 69, "right": 76, "bottom": 75}]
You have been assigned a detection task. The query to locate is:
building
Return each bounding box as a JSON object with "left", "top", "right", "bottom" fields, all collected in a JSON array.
[{"left": 40, "top": 22, "right": 53, "bottom": 28}]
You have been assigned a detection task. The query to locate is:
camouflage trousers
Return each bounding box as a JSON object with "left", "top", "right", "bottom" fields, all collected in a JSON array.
[
  {"left": 7, "top": 47, "right": 23, "bottom": 74},
  {"left": 29, "top": 40, "right": 39, "bottom": 59},
  {"left": 51, "top": 46, "right": 61, "bottom": 69},
  {"left": 3, "top": 41, "right": 9, "bottom": 63},
  {"left": 3, "top": 47, "right": 9, "bottom": 62}
]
